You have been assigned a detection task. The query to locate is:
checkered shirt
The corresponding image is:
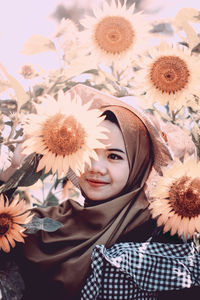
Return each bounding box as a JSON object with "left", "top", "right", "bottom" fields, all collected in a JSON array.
[{"left": 81, "top": 242, "right": 200, "bottom": 300}]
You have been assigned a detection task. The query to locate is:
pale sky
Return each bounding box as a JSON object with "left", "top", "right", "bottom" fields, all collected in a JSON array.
[
  {"left": 0, "top": 0, "right": 199, "bottom": 78},
  {"left": 0, "top": 0, "right": 59, "bottom": 76},
  {"left": 148, "top": 0, "right": 199, "bottom": 18}
]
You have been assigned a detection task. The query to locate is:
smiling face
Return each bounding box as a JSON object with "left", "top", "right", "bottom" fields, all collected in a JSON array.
[{"left": 78, "top": 119, "right": 130, "bottom": 201}]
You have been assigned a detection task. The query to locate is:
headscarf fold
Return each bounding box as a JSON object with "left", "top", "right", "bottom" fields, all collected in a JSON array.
[{"left": 20, "top": 84, "right": 173, "bottom": 300}]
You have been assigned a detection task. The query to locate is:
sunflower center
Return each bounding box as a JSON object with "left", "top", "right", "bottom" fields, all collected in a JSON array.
[
  {"left": 42, "top": 114, "right": 86, "bottom": 156},
  {"left": 94, "top": 16, "right": 134, "bottom": 54},
  {"left": 169, "top": 176, "right": 200, "bottom": 218},
  {"left": 0, "top": 213, "right": 12, "bottom": 236},
  {"left": 150, "top": 56, "right": 190, "bottom": 94}
]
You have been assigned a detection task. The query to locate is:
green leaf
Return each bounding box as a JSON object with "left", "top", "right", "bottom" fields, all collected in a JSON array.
[
  {"left": 54, "top": 176, "right": 62, "bottom": 190},
  {"left": 13, "top": 128, "right": 23, "bottom": 139},
  {"left": 39, "top": 169, "right": 52, "bottom": 181},
  {"left": 192, "top": 42, "right": 200, "bottom": 53},
  {"left": 45, "top": 192, "right": 59, "bottom": 207},
  {"left": 0, "top": 154, "right": 42, "bottom": 195},
  {"left": 24, "top": 216, "right": 63, "bottom": 234},
  {"left": 4, "top": 121, "right": 13, "bottom": 126}
]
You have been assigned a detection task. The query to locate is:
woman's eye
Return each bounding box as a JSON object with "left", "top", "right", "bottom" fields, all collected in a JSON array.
[{"left": 108, "top": 153, "right": 122, "bottom": 160}]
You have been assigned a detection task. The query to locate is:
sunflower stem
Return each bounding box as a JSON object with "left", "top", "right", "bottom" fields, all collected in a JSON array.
[
  {"left": 171, "top": 108, "right": 183, "bottom": 123},
  {"left": 6, "top": 111, "right": 19, "bottom": 142},
  {"left": 4, "top": 138, "right": 25, "bottom": 146},
  {"left": 171, "top": 110, "right": 176, "bottom": 122},
  {"left": 43, "top": 181, "right": 57, "bottom": 206}
]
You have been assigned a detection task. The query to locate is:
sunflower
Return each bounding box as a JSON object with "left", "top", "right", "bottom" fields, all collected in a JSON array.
[
  {"left": 0, "top": 194, "right": 32, "bottom": 253},
  {"left": 22, "top": 90, "right": 108, "bottom": 177},
  {"left": 149, "top": 156, "right": 200, "bottom": 239},
  {"left": 19, "top": 64, "right": 38, "bottom": 79},
  {"left": 52, "top": 18, "right": 78, "bottom": 39},
  {"left": 135, "top": 42, "right": 200, "bottom": 111},
  {"left": 79, "top": 0, "right": 150, "bottom": 68}
]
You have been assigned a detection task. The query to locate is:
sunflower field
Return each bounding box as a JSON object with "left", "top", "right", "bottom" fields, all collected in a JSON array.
[{"left": 0, "top": 0, "right": 200, "bottom": 299}]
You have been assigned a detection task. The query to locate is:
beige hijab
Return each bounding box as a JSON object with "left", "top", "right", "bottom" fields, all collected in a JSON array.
[{"left": 21, "top": 85, "right": 173, "bottom": 300}]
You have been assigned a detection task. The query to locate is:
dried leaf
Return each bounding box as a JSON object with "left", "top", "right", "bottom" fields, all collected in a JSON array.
[
  {"left": 0, "top": 79, "right": 10, "bottom": 94},
  {"left": 21, "top": 34, "right": 56, "bottom": 55},
  {"left": 174, "top": 8, "right": 200, "bottom": 49},
  {"left": 175, "top": 8, "right": 200, "bottom": 23},
  {"left": 0, "top": 62, "right": 28, "bottom": 109}
]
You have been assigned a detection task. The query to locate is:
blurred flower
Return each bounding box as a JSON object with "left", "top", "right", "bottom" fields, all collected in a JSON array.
[
  {"left": 135, "top": 42, "right": 200, "bottom": 111},
  {"left": 52, "top": 18, "right": 78, "bottom": 40},
  {"left": 149, "top": 156, "right": 200, "bottom": 239},
  {"left": 0, "top": 194, "right": 32, "bottom": 253},
  {"left": 22, "top": 90, "right": 108, "bottom": 177},
  {"left": 19, "top": 64, "right": 38, "bottom": 80},
  {"left": 79, "top": 0, "right": 150, "bottom": 68},
  {"left": 51, "top": 17, "right": 89, "bottom": 67},
  {"left": 150, "top": 116, "right": 197, "bottom": 160}
]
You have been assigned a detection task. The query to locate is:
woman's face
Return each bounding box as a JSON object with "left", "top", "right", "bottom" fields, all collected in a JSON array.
[{"left": 79, "top": 120, "right": 129, "bottom": 201}]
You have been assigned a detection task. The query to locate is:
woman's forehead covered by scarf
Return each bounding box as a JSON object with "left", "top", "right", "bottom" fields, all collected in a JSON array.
[
  {"left": 103, "top": 106, "right": 152, "bottom": 192},
  {"left": 69, "top": 84, "right": 173, "bottom": 173}
]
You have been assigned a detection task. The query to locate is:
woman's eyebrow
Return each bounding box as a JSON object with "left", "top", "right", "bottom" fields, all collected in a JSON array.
[{"left": 108, "top": 148, "right": 125, "bottom": 154}]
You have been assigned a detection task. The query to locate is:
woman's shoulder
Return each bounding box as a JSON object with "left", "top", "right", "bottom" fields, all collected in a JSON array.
[{"left": 118, "top": 218, "right": 157, "bottom": 243}]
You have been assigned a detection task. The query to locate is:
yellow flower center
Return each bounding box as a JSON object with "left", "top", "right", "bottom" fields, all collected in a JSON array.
[
  {"left": 150, "top": 56, "right": 190, "bottom": 94},
  {"left": 0, "top": 213, "right": 12, "bottom": 236},
  {"left": 169, "top": 176, "right": 200, "bottom": 218},
  {"left": 94, "top": 16, "right": 134, "bottom": 54},
  {"left": 42, "top": 114, "right": 86, "bottom": 156}
]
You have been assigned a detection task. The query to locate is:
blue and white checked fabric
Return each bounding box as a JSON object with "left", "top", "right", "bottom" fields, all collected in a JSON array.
[{"left": 81, "top": 242, "right": 200, "bottom": 300}]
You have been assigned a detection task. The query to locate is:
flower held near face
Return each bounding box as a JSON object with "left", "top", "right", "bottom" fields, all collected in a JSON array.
[
  {"left": 149, "top": 156, "right": 200, "bottom": 239},
  {"left": 23, "top": 90, "right": 108, "bottom": 177},
  {"left": 0, "top": 194, "right": 32, "bottom": 253}
]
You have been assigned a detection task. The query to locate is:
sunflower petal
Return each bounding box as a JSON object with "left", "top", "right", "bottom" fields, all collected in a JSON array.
[
  {"left": 6, "top": 233, "right": 16, "bottom": 248},
  {"left": 1, "top": 236, "right": 11, "bottom": 253}
]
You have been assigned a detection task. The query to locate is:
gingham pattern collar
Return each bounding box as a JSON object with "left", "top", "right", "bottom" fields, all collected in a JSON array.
[{"left": 81, "top": 242, "right": 200, "bottom": 300}]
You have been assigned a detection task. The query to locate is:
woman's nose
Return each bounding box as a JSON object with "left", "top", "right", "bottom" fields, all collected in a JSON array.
[{"left": 88, "top": 157, "right": 107, "bottom": 175}]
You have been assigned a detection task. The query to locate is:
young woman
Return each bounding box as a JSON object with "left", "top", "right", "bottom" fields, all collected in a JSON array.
[
  {"left": 11, "top": 84, "right": 173, "bottom": 300},
  {"left": 2, "top": 85, "right": 199, "bottom": 299}
]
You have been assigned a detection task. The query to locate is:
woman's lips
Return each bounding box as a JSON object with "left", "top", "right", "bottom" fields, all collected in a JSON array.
[{"left": 86, "top": 179, "right": 109, "bottom": 187}]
